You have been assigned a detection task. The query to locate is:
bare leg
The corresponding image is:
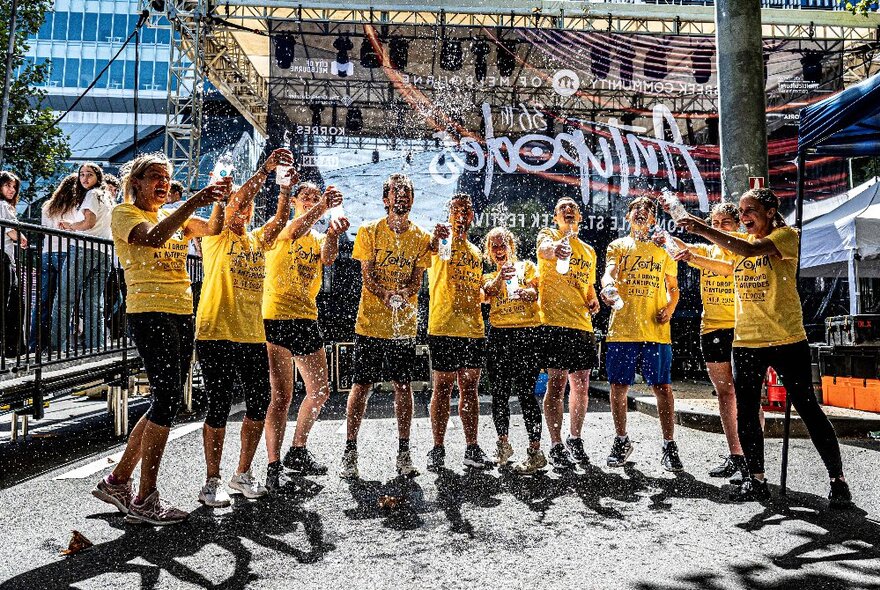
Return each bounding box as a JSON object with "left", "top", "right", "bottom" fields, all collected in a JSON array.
[
  {"left": 652, "top": 383, "right": 676, "bottom": 441},
  {"left": 236, "top": 417, "right": 264, "bottom": 474},
  {"left": 430, "top": 371, "right": 456, "bottom": 446},
  {"left": 706, "top": 361, "right": 743, "bottom": 455},
  {"left": 543, "top": 368, "right": 568, "bottom": 445},
  {"left": 392, "top": 380, "right": 413, "bottom": 440},
  {"left": 264, "top": 343, "right": 294, "bottom": 463},
  {"left": 457, "top": 369, "right": 481, "bottom": 446},
  {"left": 111, "top": 414, "right": 149, "bottom": 482},
  {"left": 346, "top": 383, "right": 371, "bottom": 442},
  {"left": 136, "top": 420, "right": 171, "bottom": 498},
  {"left": 292, "top": 348, "right": 331, "bottom": 447},
  {"left": 610, "top": 383, "right": 630, "bottom": 437},
  {"left": 567, "top": 369, "right": 591, "bottom": 439},
  {"left": 203, "top": 424, "right": 225, "bottom": 479}
]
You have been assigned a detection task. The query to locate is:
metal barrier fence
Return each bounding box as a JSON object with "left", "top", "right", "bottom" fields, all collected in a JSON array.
[{"left": 0, "top": 218, "right": 203, "bottom": 414}]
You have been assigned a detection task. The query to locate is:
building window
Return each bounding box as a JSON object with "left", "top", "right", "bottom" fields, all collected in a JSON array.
[
  {"left": 37, "top": 13, "right": 53, "bottom": 39},
  {"left": 64, "top": 58, "right": 80, "bottom": 88},
  {"left": 94, "top": 59, "right": 110, "bottom": 89},
  {"left": 80, "top": 59, "right": 95, "bottom": 88},
  {"left": 124, "top": 60, "right": 136, "bottom": 90},
  {"left": 52, "top": 12, "right": 68, "bottom": 41},
  {"left": 109, "top": 60, "right": 124, "bottom": 89},
  {"left": 68, "top": 12, "right": 83, "bottom": 42},
  {"left": 112, "top": 13, "right": 128, "bottom": 41},
  {"left": 98, "top": 13, "right": 113, "bottom": 42},
  {"left": 83, "top": 13, "right": 98, "bottom": 42},
  {"left": 49, "top": 58, "right": 64, "bottom": 87},
  {"left": 154, "top": 62, "right": 168, "bottom": 91},
  {"left": 139, "top": 61, "right": 154, "bottom": 90}
]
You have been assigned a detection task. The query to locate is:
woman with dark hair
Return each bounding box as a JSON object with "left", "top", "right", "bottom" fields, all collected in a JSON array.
[
  {"left": 676, "top": 188, "right": 852, "bottom": 507},
  {"left": 0, "top": 170, "right": 26, "bottom": 356}
]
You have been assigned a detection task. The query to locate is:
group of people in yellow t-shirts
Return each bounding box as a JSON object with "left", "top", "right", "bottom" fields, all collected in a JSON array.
[{"left": 90, "top": 155, "right": 852, "bottom": 526}]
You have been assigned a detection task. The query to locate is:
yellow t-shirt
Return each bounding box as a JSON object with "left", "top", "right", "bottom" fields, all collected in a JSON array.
[
  {"left": 689, "top": 243, "right": 736, "bottom": 334},
  {"left": 262, "top": 229, "right": 326, "bottom": 321},
  {"left": 111, "top": 203, "right": 192, "bottom": 315},
  {"left": 484, "top": 260, "right": 541, "bottom": 329},
  {"left": 732, "top": 226, "right": 807, "bottom": 348},
  {"left": 606, "top": 236, "right": 678, "bottom": 344},
  {"left": 196, "top": 227, "right": 269, "bottom": 343},
  {"left": 352, "top": 218, "right": 432, "bottom": 339},
  {"left": 428, "top": 238, "right": 485, "bottom": 338},
  {"left": 536, "top": 228, "right": 597, "bottom": 332}
]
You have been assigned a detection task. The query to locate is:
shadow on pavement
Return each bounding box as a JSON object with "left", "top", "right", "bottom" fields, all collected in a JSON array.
[
  {"left": 0, "top": 483, "right": 334, "bottom": 590},
  {"left": 343, "top": 476, "right": 428, "bottom": 530},
  {"left": 432, "top": 467, "right": 503, "bottom": 537}
]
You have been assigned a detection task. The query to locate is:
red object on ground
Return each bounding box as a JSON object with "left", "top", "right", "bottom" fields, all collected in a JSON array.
[{"left": 763, "top": 367, "right": 787, "bottom": 411}]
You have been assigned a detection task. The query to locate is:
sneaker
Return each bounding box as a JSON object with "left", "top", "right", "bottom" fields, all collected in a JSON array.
[
  {"left": 228, "top": 470, "right": 268, "bottom": 499},
  {"left": 339, "top": 449, "right": 359, "bottom": 479},
  {"left": 494, "top": 440, "right": 515, "bottom": 466},
  {"left": 828, "top": 478, "right": 853, "bottom": 509},
  {"left": 396, "top": 450, "right": 420, "bottom": 477},
  {"left": 708, "top": 454, "right": 746, "bottom": 479},
  {"left": 514, "top": 447, "right": 548, "bottom": 475},
  {"left": 548, "top": 443, "right": 576, "bottom": 470},
  {"left": 125, "top": 490, "right": 189, "bottom": 526},
  {"left": 565, "top": 435, "right": 590, "bottom": 465},
  {"left": 729, "top": 477, "right": 771, "bottom": 503},
  {"left": 661, "top": 441, "right": 684, "bottom": 472},
  {"left": 463, "top": 444, "right": 494, "bottom": 470},
  {"left": 606, "top": 436, "right": 633, "bottom": 468},
  {"left": 199, "top": 476, "right": 231, "bottom": 508},
  {"left": 265, "top": 462, "right": 290, "bottom": 494},
  {"left": 92, "top": 476, "right": 134, "bottom": 514},
  {"left": 283, "top": 447, "right": 329, "bottom": 476},
  {"left": 426, "top": 445, "right": 445, "bottom": 472}
]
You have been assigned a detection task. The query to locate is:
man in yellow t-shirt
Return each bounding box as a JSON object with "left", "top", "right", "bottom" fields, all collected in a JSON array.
[
  {"left": 600, "top": 196, "right": 682, "bottom": 472},
  {"left": 426, "top": 194, "right": 492, "bottom": 472},
  {"left": 340, "top": 174, "right": 432, "bottom": 480},
  {"left": 536, "top": 197, "right": 600, "bottom": 471}
]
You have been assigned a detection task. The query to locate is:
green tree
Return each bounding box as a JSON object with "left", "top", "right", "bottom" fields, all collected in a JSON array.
[
  {"left": 1, "top": 0, "right": 70, "bottom": 205},
  {"left": 842, "top": 1, "right": 879, "bottom": 14}
]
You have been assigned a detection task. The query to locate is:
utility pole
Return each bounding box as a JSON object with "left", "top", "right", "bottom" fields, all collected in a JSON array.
[
  {"left": 0, "top": 0, "right": 19, "bottom": 168},
  {"left": 715, "top": 0, "right": 768, "bottom": 201}
]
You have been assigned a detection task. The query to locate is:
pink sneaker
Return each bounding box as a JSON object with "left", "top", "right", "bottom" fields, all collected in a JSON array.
[
  {"left": 91, "top": 476, "right": 134, "bottom": 514},
  {"left": 125, "top": 490, "right": 189, "bottom": 526}
]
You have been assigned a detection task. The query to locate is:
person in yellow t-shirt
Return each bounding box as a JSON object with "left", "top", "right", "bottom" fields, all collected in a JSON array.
[
  {"left": 262, "top": 181, "right": 348, "bottom": 490},
  {"left": 536, "top": 197, "right": 600, "bottom": 471},
  {"left": 340, "top": 173, "right": 432, "bottom": 480},
  {"left": 426, "top": 193, "right": 492, "bottom": 472},
  {"left": 194, "top": 148, "right": 302, "bottom": 508},
  {"left": 482, "top": 227, "right": 546, "bottom": 474},
  {"left": 600, "top": 196, "right": 681, "bottom": 473},
  {"left": 662, "top": 202, "right": 749, "bottom": 482},
  {"left": 676, "top": 188, "right": 850, "bottom": 507},
  {"left": 91, "top": 152, "right": 230, "bottom": 526}
]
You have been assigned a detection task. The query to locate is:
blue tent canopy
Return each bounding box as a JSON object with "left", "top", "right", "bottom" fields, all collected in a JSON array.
[{"left": 798, "top": 73, "right": 880, "bottom": 156}]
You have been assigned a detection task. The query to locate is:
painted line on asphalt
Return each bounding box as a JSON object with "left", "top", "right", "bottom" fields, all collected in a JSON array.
[{"left": 54, "top": 421, "right": 204, "bottom": 480}]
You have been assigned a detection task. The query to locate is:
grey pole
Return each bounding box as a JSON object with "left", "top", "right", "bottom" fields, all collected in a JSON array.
[
  {"left": 715, "top": 0, "right": 769, "bottom": 201},
  {"left": 0, "top": 0, "right": 19, "bottom": 168}
]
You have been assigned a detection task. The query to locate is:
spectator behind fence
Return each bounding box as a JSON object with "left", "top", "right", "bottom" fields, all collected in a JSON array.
[
  {"left": 104, "top": 174, "right": 121, "bottom": 203},
  {"left": 0, "top": 171, "right": 27, "bottom": 357}
]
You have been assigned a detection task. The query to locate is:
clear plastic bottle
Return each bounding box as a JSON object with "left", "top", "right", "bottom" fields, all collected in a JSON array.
[
  {"left": 555, "top": 235, "right": 571, "bottom": 275},
  {"left": 661, "top": 188, "right": 689, "bottom": 222},
  {"left": 438, "top": 223, "right": 452, "bottom": 261},
  {"left": 276, "top": 131, "right": 293, "bottom": 187},
  {"left": 329, "top": 204, "right": 345, "bottom": 221},
  {"left": 211, "top": 153, "right": 234, "bottom": 184},
  {"left": 504, "top": 263, "right": 520, "bottom": 299},
  {"left": 601, "top": 285, "right": 625, "bottom": 311},
  {"left": 661, "top": 230, "right": 680, "bottom": 257}
]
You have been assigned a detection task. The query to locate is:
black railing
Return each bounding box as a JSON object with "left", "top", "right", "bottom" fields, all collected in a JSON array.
[{"left": 0, "top": 219, "right": 203, "bottom": 378}]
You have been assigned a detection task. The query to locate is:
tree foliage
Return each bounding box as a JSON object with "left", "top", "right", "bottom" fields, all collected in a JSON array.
[
  {"left": 0, "top": 0, "right": 70, "bottom": 203},
  {"left": 842, "top": 1, "right": 880, "bottom": 14}
]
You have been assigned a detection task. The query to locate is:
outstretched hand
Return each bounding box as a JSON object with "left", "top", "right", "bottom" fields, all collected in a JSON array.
[{"left": 191, "top": 178, "right": 232, "bottom": 207}]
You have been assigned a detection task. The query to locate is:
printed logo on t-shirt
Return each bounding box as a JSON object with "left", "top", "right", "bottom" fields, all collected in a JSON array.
[
  {"left": 734, "top": 254, "right": 774, "bottom": 302},
  {"left": 618, "top": 254, "right": 663, "bottom": 297}
]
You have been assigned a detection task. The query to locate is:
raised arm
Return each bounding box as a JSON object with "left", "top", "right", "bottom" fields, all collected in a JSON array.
[
  {"left": 278, "top": 185, "right": 342, "bottom": 242},
  {"left": 259, "top": 184, "right": 293, "bottom": 249},
  {"left": 224, "top": 148, "right": 292, "bottom": 224},
  {"left": 128, "top": 181, "right": 229, "bottom": 247},
  {"left": 321, "top": 216, "right": 350, "bottom": 265},
  {"left": 675, "top": 249, "right": 735, "bottom": 276},
  {"left": 677, "top": 214, "right": 781, "bottom": 258}
]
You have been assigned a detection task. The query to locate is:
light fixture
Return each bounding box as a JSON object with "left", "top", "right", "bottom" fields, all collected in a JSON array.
[
  {"left": 331, "top": 34, "right": 354, "bottom": 77},
  {"left": 801, "top": 51, "right": 823, "bottom": 84},
  {"left": 345, "top": 106, "right": 363, "bottom": 133},
  {"left": 389, "top": 37, "right": 409, "bottom": 70},
  {"left": 441, "top": 38, "right": 463, "bottom": 71},
  {"left": 360, "top": 38, "right": 381, "bottom": 68},
  {"left": 372, "top": 149, "right": 380, "bottom": 164},
  {"left": 497, "top": 39, "right": 517, "bottom": 77},
  {"left": 309, "top": 103, "right": 324, "bottom": 127},
  {"left": 272, "top": 34, "right": 296, "bottom": 69},
  {"left": 692, "top": 45, "right": 712, "bottom": 84},
  {"left": 472, "top": 37, "right": 490, "bottom": 82}
]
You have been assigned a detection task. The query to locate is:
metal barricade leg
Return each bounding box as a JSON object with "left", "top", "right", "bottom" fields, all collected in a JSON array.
[
  {"left": 11, "top": 412, "right": 19, "bottom": 441},
  {"left": 183, "top": 350, "right": 196, "bottom": 413}
]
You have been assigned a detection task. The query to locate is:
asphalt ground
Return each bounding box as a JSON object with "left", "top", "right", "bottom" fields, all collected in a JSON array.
[{"left": 0, "top": 393, "right": 879, "bottom": 590}]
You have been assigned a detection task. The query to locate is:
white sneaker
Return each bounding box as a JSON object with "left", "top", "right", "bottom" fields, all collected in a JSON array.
[
  {"left": 228, "top": 470, "right": 268, "bottom": 499},
  {"left": 396, "top": 450, "right": 419, "bottom": 477},
  {"left": 339, "top": 449, "right": 359, "bottom": 479},
  {"left": 199, "top": 476, "right": 231, "bottom": 507}
]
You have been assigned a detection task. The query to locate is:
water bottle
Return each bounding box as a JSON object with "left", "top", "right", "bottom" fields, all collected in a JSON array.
[
  {"left": 504, "top": 263, "right": 520, "bottom": 299},
  {"left": 661, "top": 230, "right": 680, "bottom": 257},
  {"left": 555, "top": 235, "right": 571, "bottom": 275},
  {"left": 438, "top": 223, "right": 452, "bottom": 261},
  {"left": 211, "top": 153, "right": 234, "bottom": 184},
  {"left": 389, "top": 294, "right": 405, "bottom": 310},
  {"left": 276, "top": 131, "right": 293, "bottom": 186},
  {"left": 601, "top": 285, "right": 625, "bottom": 311},
  {"left": 661, "top": 188, "right": 689, "bottom": 222},
  {"left": 329, "top": 204, "right": 345, "bottom": 221}
]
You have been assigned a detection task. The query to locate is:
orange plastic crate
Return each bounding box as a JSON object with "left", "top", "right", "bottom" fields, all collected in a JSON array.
[
  {"left": 821, "top": 376, "right": 855, "bottom": 409},
  {"left": 853, "top": 379, "right": 880, "bottom": 413}
]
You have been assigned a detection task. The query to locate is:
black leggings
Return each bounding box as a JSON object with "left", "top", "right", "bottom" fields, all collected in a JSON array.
[
  {"left": 732, "top": 339, "right": 843, "bottom": 479},
  {"left": 127, "top": 312, "right": 194, "bottom": 428},
  {"left": 488, "top": 326, "right": 542, "bottom": 443},
  {"left": 196, "top": 339, "right": 271, "bottom": 429}
]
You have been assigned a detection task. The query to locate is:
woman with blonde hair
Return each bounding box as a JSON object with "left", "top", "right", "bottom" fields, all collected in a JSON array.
[
  {"left": 91, "top": 152, "right": 230, "bottom": 525},
  {"left": 483, "top": 227, "right": 546, "bottom": 473}
]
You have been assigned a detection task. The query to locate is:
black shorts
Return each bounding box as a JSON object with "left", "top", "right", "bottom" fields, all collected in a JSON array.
[
  {"left": 428, "top": 335, "right": 486, "bottom": 372},
  {"left": 264, "top": 318, "right": 324, "bottom": 356},
  {"left": 352, "top": 335, "right": 416, "bottom": 384},
  {"left": 701, "top": 328, "right": 734, "bottom": 364},
  {"left": 487, "top": 326, "right": 540, "bottom": 378},
  {"left": 539, "top": 325, "right": 597, "bottom": 372}
]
